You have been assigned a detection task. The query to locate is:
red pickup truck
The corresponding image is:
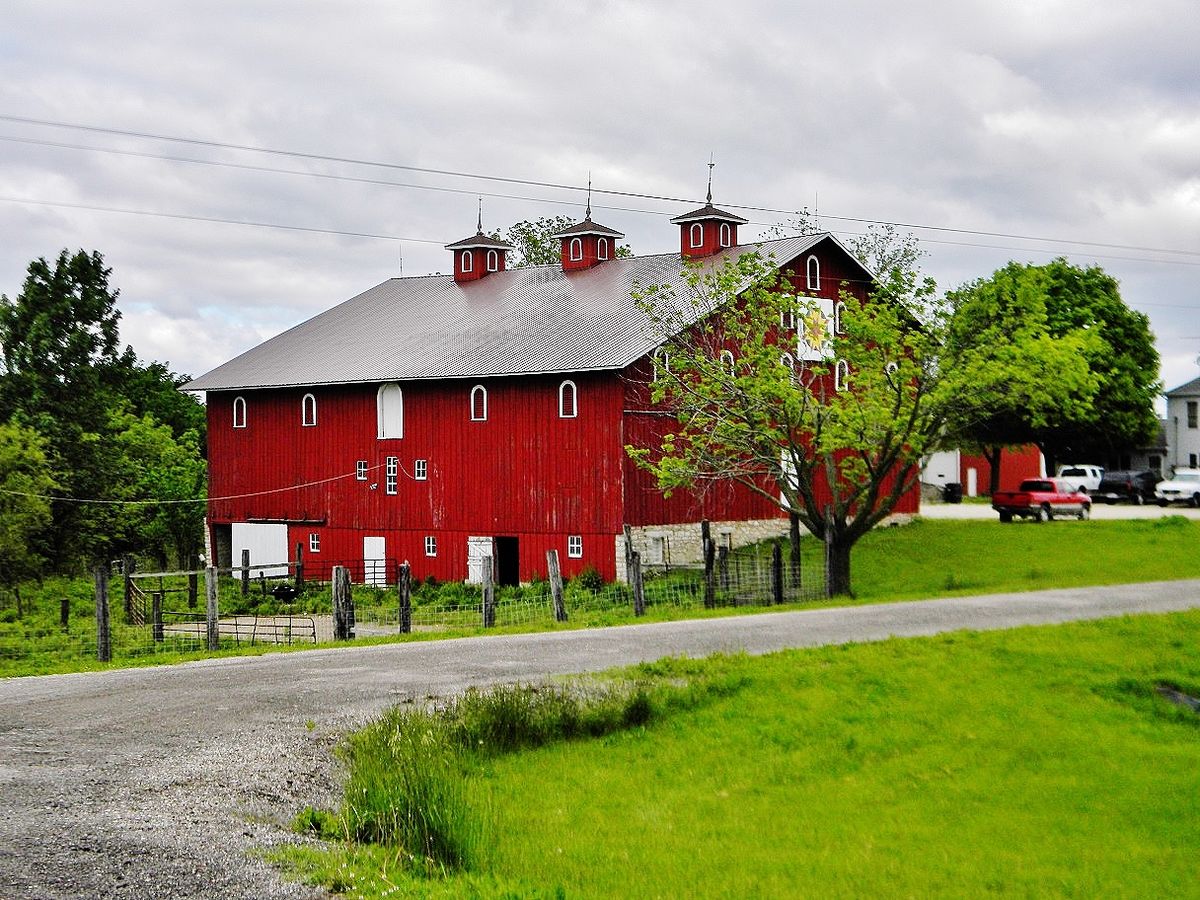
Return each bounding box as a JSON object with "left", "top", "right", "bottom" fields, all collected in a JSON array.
[{"left": 992, "top": 478, "right": 1091, "bottom": 523}]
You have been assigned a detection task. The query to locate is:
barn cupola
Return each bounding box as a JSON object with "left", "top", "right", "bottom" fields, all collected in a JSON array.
[
  {"left": 444, "top": 203, "right": 515, "bottom": 283},
  {"left": 551, "top": 183, "right": 625, "bottom": 272},
  {"left": 669, "top": 164, "right": 748, "bottom": 259}
]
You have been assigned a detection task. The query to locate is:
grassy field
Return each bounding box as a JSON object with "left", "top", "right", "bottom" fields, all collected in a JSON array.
[
  {"left": 280, "top": 610, "right": 1200, "bottom": 898},
  {"left": 3, "top": 517, "right": 1199, "bottom": 678}
]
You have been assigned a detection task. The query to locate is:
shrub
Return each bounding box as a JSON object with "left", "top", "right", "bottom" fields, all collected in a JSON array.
[{"left": 572, "top": 566, "right": 604, "bottom": 592}]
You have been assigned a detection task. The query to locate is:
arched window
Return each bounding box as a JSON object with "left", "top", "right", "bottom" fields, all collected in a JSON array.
[
  {"left": 302, "top": 393, "right": 317, "bottom": 427},
  {"left": 486, "top": 249, "right": 499, "bottom": 272},
  {"left": 720, "top": 349, "right": 735, "bottom": 376},
  {"left": 569, "top": 237, "right": 583, "bottom": 261},
  {"left": 559, "top": 380, "right": 577, "bottom": 418},
  {"left": 885, "top": 361, "right": 900, "bottom": 380},
  {"left": 833, "top": 301, "right": 846, "bottom": 334},
  {"left": 689, "top": 222, "right": 704, "bottom": 249},
  {"left": 653, "top": 347, "right": 670, "bottom": 380},
  {"left": 232, "top": 396, "right": 247, "bottom": 429},
  {"left": 597, "top": 238, "right": 609, "bottom": 260},
  {"left": 377, "top": 383, "right": 403, "bottom": 438},
  {"left": 719, "top": 223, "right": 732, "bottom": 247},
  {"left": 470, "top": 384, "right": 487, "bottom": 421},
  {"left": 806, "top": 255, "right": 820, "bottom": 291},
  {"left": 834, "top": 359, "right": 849, "bottom": 392},
  {"left": 462, "top": 250, "right": 474, "bottom": 273}
]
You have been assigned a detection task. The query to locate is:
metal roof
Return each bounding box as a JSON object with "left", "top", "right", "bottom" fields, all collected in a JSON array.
[
  {"left": 550, "top": 216, "right": 625, "bottom": 239},
  {"left": 1165, "top": 375, "right": 1200, "bottom": 398},
  {"left": 669, "top": 202, "right": 749, "bottom": 225},
  {"left": 184, "top": 234, "right": 829, "bottom": 392},
  {"left": 443, "top": 230, "right": 515, "bottom": 251}
]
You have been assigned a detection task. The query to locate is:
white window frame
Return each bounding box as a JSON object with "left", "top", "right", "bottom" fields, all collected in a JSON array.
[
  {"left": 834, "top": 301, "right": 846, "bottom": 335},
  {"left": 721, "top": 349, "right": 735, "bottom": 376},
  {"left": 461, "top": 249, "right": 474, "bottom": 273},
  {"left": 386, "top": 456, "right": 398, "bottom": 495},
  {"left": 302, "top": 392, "right": 317, "bottom": 427},
  {"left": 835, "top": 359, "right": 849, "bottom": 392},
  {"left": 470, "top": 384, "right": 487, "bottom": 421},
  {"left": 425, "top": 535, "right": 438, "bottom": 557},
  {"left": 356, "top": 460, "right": 368, "bottom": 481},
  {"left": 718, "top": 530, "right": 733, "bottom": 550},
  {"left": 719, "top": 222, "right": 732, "bottom": 247},
  {"left": 689, "top": 222, "right": 704, "bottom": 249},
  {"left": 885, "top": 361, "right": 899, "bottom": 379},
  {"left": 486, "top": 249, "right": 499, "bottom": 272},
  {"left": 414, "top": 459, "right": 427, "bottom": 481},
  {"left": 647, "top": 533, "right": 666, "bottom": 565},
  {"left": 597, "top": 237, "right": 609, "bottom": 260},
  {"left": 567, "top": 535, "right": 583, "bottom": 558},
  {"left": 377, "top": 383, "right": 403, "bottom": 439},
  {"left": 569, "top": 237, "right": 583, "bottom": 261},
  {"left": 653, "top": 347, "right": 669, "bottom": 380},
  {"left": 559, "top": 379, "right": 578, "bottom": 418},
  {"left": 806, "top": 254, "right": 820, "bottom": 291},
  {"left": 780, "top": 352, "right": 796, "bottom": 382},
  {"left": 232, "top": 395, "right": 247, "bottom": 429},
  {"left": 308, "top": 532, "right": 320, "bottom": 553}
]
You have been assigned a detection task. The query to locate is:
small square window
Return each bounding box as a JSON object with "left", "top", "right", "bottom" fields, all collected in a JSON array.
[
  {"left": 414, "top": 459, "right": 427, "bottom": 481},
  {"left": 356, "top": 460, "right": 368, "bottom": 481},
  {"left": 718, "top": 530, "right": 733, "bottom": 550},
  {"left": 425, "top": 536, "right": 437, "bottom": 557},
  {"left": 386, "top": 457, "right": 398, "bottom": 495},
  {"left": 309, "top": 532, "right": 320, "bottom": 553},
  {"left": 567, "top": 535, "right": 583, "bottom": 558}
]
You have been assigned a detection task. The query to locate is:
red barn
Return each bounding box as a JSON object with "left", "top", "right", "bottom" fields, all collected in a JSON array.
[{"left": 186, "top": 196, "right": 918, "bottom": 585}]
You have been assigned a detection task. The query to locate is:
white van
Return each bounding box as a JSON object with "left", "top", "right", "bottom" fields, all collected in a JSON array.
[{"left": 1056, "top": 464, "right": 1103, "bottom": 495}]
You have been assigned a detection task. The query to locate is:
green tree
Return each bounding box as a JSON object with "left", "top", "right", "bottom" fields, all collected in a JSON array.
[
  {"left": 0, "top": 422, "right": 56, "bottom": 596},
  {"left": 110, "top": 410, "right": 206, "bottom": 569},
  {"left": 493, "top": 216, "right": 633, "bottom": 268},
  {"left": 628, "top": 250, "right": 946, "bottom": 596},
  {"left": 944, "top": 259, "right": 1159, "bottom": 480}
]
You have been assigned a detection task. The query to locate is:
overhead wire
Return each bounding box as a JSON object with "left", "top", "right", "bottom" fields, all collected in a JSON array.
[{"left": 3, "top": 112, "right": 1199, "bottom": 261}]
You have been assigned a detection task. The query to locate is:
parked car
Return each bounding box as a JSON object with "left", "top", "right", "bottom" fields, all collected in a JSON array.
[
  {"left": 1156, "top": 468, "right": 1200, "bottom": 507},
  {"left": 1056, "top": 464, "right": 1103, "bottom": 495},
  {"left": 1093, "top": 469, "right": 1162, "bottom": 505},
  {"left": 992, "top": 478, "right": 1091, "bottom": 522}
]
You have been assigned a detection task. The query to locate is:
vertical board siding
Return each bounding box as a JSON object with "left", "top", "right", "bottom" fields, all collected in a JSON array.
[{"left": 208, "top": 372, "right": 625, "bottom": 582}]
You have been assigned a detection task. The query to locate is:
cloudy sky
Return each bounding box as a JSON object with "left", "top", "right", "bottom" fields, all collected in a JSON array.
[{"left": 2, "top": 0, "right": 1198, "bottom": 393}]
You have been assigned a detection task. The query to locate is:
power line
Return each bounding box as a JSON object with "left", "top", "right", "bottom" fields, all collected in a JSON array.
[{"left": 4, "top": 112, "right": 1200, "bottom": 260}]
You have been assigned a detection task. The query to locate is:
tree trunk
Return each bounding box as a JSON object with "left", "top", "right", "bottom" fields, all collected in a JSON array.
[
  {"left": 788, "top": 512, "right": 802, "bottom": 589},
  {"left": 827, "top": 540, "right": 853, "bottom": 597},
  {"left": 984, "top": 445, "right": 1003, "bottom": 496}
]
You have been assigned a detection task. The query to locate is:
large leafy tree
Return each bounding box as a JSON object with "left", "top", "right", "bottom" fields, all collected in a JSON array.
[
  {"left": 493, "top": 216, "right": 633, "bottom": 268},
  {"left": 628, "top": 249, "right": 945, "bottom": 596},
  {"left": 0, "top": 422, "right": 56, "bottom": 595},
  {"left": 944, "top": 259, "right": 1159, "bottom": 480},
  {"left": 0, "top": 250, "right": 207, "bottom": 568}
]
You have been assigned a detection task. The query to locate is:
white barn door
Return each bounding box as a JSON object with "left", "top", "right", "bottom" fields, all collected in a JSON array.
[
  {"left": 466, "top": 536, "right": 494, "bottom": 584},
  {"left": 363, "top": 536, "right": 387, "bottom": 586},
  {"left": 230, "top": 523, "right": 289, "bottom": 577}
]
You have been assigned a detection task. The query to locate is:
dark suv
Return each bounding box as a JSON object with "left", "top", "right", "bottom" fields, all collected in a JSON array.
[{"left": 1094, "top": 469, "right": 1162, "bottom": 505}]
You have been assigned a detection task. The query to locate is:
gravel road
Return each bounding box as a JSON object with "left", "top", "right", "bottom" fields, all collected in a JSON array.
[{"left": 3, "top": 580, "right": 1199, "bottom": 899}]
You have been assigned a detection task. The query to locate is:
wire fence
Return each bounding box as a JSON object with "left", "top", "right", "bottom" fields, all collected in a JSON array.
[{"left": 0, "top": 539, "right": 827, "bottom": 676}]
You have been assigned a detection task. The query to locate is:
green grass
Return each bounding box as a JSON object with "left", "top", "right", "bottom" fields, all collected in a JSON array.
[
  {"left": 279, "top": 610, "right": 1200, "bottom": 898},
  {"left": 4, "top": 517, "right": 1200, "bottom": 678}
]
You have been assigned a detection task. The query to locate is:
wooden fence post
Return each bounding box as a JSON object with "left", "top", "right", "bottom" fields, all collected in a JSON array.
[
  {"left": 94, "top": 566, "right": 111, "bottom": 663},
  {"left": 630, "top": 550, "right": 645, "bottom": 617},
  {"left": 152, "top": 593, "right": 164, "bottom": 643},
  {"left": 397, "top": 562, "right": 412, "bottom": 634},
  {"left": 295, "top": 542, "right": 306, "bottom": 592},
  {"left": 702, "top": 522, "right": 716, "bottom": 609},
  {"left": 718, "top": 545, "right": 730, "bottom": 593},
  {"left": 205, "top": 565, "right": 219, "bottom": 651},
  {"left": 482, "top": 556, "right": 496, "bottom": 628},
  {"left": 789, "top": 511, "right": 802, "bottom": 590},
  {"left": 771, "top": 542, "right": 784, "bottom": 605},
  {"left": 60, "top": 597, "right": 69, "bottom": 630},
  {"left": 333, "top": 566, "right": 353, "bottom": 640},
  {"left": 824, "top": 506, "right": 835, "bottom": 600},
  {"left": 240, "top": 548, "right": 251, "bottom": 596},
  {"left": 187, "top": 572, "right": 198, "bottom": 609},
  {"left": 622, "top": 524, "right": 633, "bottom": 574},
  {"left": 122, "top": 556, "right": 135, "bottom": 624},
  {"left": 546, "top": 550, "right": 567, "bottom": 622}
]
